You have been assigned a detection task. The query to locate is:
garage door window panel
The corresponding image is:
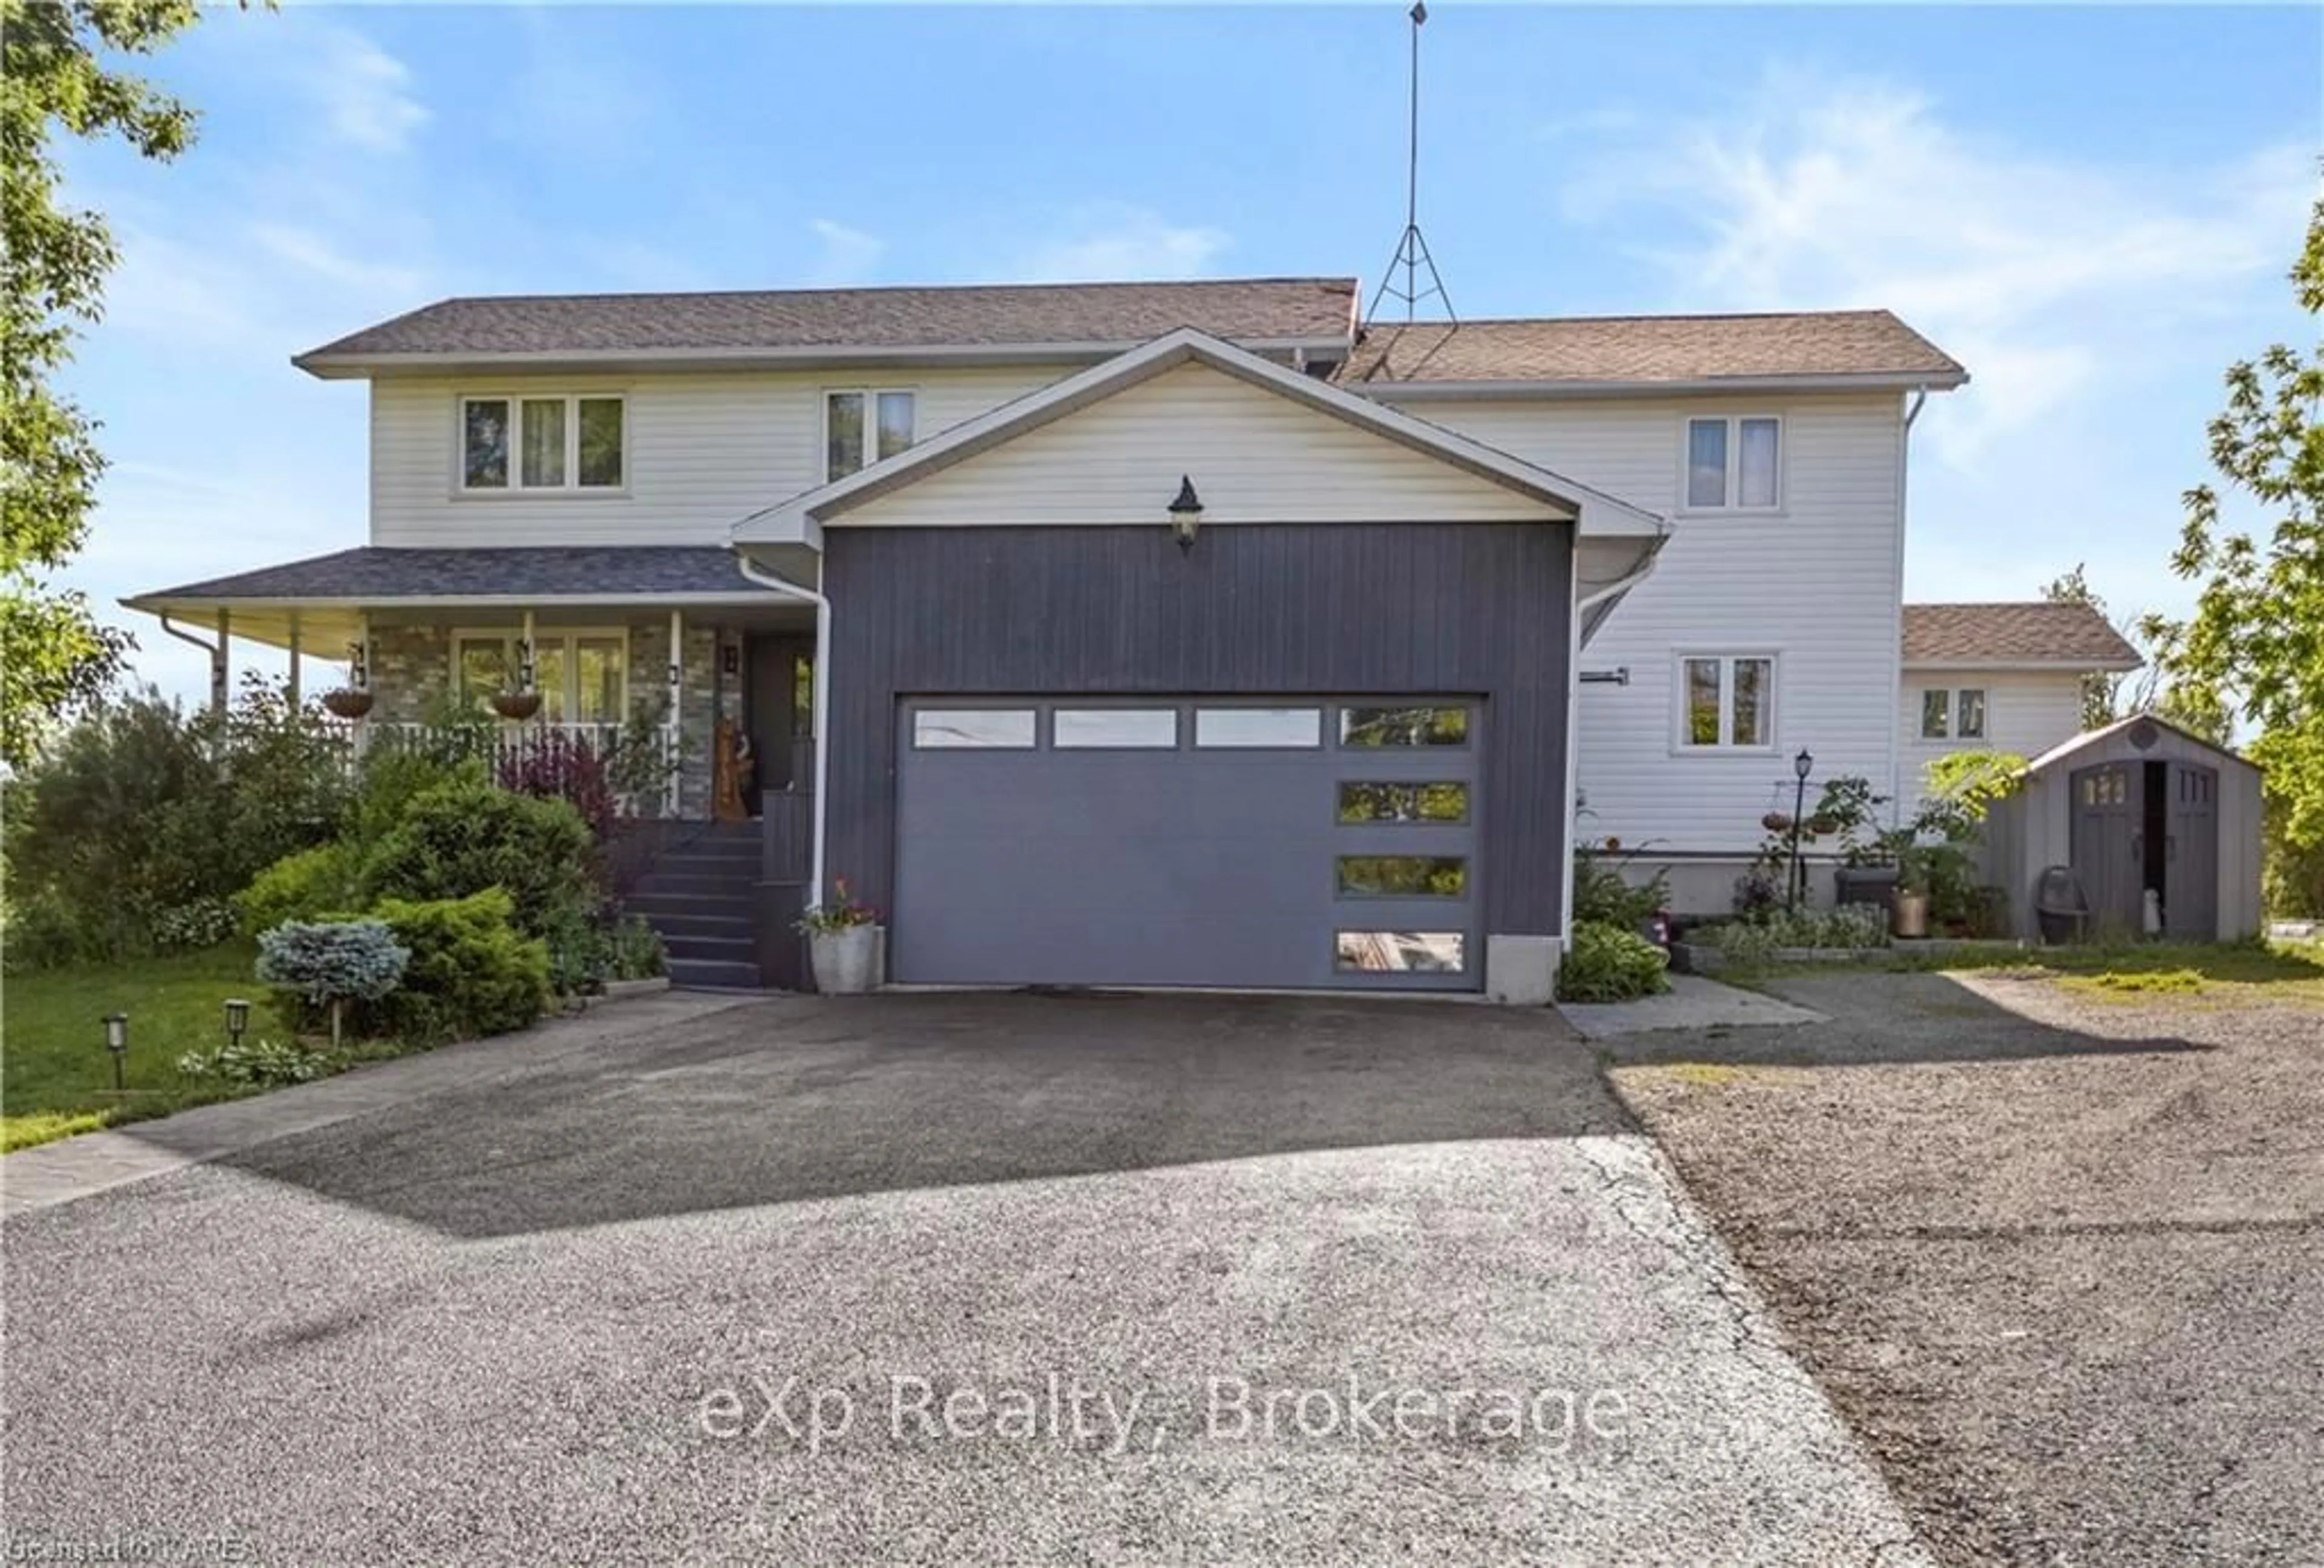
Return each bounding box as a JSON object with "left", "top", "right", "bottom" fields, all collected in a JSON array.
[
  {"left": 1194, "top": 708, "right": 1321, "bottom": 748},
  {"left": 1338, "top": 781, "right": 1470, "bottom": 824},
  {"left": 912, "top": 709, "right": 1037, "bottom": 749},
  {"left": 1339, "top": 706, "right": 1469, "bottom": 747},
  {"left": 1334, "top": 931, "right": 1468, "bottom": 974},
  {"left": 1336, "top": 856, "right": 1468, "bottom": 898},
  {"left": 1054, "top": 708, "right": 1179, "bottom": 749}
]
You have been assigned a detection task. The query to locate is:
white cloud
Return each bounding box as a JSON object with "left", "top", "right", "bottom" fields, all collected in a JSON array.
[
  {"left": 250, "top": 222, "right": 427, "bottom": 300},
  {"left": 1559, "top": 67, "right": 2309, "bottom": 461},
  {"left": 310, "top": 23, "right": 429, "bottom": 154},
  {"left": 807, "top": 218, "right": 884, "bottom": 286},
  {"left": 1018, "top": 203, "right": 1232, "bottom": 283}
]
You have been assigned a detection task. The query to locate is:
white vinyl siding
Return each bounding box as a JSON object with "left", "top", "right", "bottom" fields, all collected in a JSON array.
[
  {"left": 1896, "top": 669, "right": 2088, "bottom": 808},
  {"left": 371, "top": 364, "right": 1076, "bottom": 546},
  {"left": 1387, "top": 391, "right": 1903, "bottom": 853},
  {"left": 833, "top": 361, "right": 1560, "bottom": 528}
]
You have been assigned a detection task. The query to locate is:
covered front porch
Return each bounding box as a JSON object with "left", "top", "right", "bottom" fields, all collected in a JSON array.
[{"left": 123, "top": 544, "right": 824, "bottom": 825}]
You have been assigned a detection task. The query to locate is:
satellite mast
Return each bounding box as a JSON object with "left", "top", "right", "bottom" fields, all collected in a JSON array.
[{"left": 1365, "top": 1, "right": 1454, "bottom": 325}]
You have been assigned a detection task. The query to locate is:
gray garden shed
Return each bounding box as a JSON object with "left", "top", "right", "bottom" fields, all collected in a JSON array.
[{"left": 1984, "top": 713, "right": 2264, "bottom": 942}]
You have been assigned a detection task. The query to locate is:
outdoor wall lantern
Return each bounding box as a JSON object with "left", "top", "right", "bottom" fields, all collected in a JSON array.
[
  {"left": 102, "top": 1012, "right": 129, "bottom": 1092},
  {"left": 225, "top": 998, "right": 251, "bottom": 1048},
  {"left": 1168, "top": 475, "right": 1204, "bottom": 551}
]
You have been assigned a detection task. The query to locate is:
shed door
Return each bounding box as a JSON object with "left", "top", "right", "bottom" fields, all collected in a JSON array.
[
  {"left": 2165, "top": 763, "right": 2219, "bottom": 940},
  {"left": 2069, "top": 763, "right": 2141, "bottom": 936},
  {"left": 891, "top": 698, "right": 1482, "bottom": 992}
]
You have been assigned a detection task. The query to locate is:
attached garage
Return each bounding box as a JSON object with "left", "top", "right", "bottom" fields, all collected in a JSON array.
[
  {"left": 894, "top": 697, "right": 1480, "bottom": 990},
  {"left": 732, "top": 327, "right": 1670, "bottom": 1001}
]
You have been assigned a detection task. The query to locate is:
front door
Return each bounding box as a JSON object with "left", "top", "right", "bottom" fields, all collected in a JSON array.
[
  {"left": 2165, "top": 763, "right": 2219, "bottom": 940},
  {"left": 743, "top": 634, "right": 813, "bottom": 804}
]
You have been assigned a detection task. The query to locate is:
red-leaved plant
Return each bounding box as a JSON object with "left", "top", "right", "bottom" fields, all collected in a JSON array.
[{"left": 496, "top": 730, "right": 617, "bottom": 839}]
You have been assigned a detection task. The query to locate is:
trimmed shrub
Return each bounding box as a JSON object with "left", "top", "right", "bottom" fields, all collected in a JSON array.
[
  {"left": 357, "top": 778, "right": 596, "bottom": 939},
  {"left": 372, "top": 888, "right": 552, "bottom": 1044},
  {"left": 257, "top": 918, "right": 410, "bottom": 1043},
  {"left": 236, "top": 841, "right": 363, "bottom": 938},
  {"left": 1556, "top": 919, "right": 1672, "bottom": 1003}
]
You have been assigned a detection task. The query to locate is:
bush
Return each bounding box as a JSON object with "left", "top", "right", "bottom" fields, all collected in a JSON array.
[
  {"left": 497, "top": 730, "right": 617, "bottom": 839},
  {"left": 1572, "top": 842, "right": 1670, "bottom": 930},
  {"left": 235, "top": 842, "right": 363, "bottom": 938},
  {"left": 0, "top": 678, "right": 352, "bottom": 965},
  {"left": 357, "top": 778, "right": 597, "bottom": 939},
  {"left": 372, "top": 888, "right": 552, "bottom": 1044},
  {"left": 176, "top": 1038, "right": 330, "bottom": 1089},
  {"left": 1556, "top": 919, "right": 1672, "bottom": 1003},
  {"left": 153, "top": 897, "right": 239, "bottom": 953},
  {"left": 608, "top": 914, "right": 666, "bottom": 980},
  {"left": 255, "top": 919, "right": 410, "bottom": 1006},
  {"left": 1714, "top": 904, "right": 1892, "bottom": 964}
]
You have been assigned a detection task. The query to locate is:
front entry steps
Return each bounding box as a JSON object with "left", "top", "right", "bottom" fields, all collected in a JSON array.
[{"left": 623, "top": 822, "right": 765, "bottom": 990}]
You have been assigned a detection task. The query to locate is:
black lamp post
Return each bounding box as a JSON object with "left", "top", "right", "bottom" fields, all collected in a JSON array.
[
  {"left": 1787, "top": 749, "right": 1814, "bottom": 912},
  {"left": 225, "top": 998, "right": 251, "bottom": 1048},
  {"left": 102, "top": 1012, "right": 128, "bottom": 1093}
]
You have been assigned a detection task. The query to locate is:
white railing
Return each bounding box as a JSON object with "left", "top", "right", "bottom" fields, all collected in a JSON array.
[{"left": 352, "top": 720, "right": 684, "bottom": 817}]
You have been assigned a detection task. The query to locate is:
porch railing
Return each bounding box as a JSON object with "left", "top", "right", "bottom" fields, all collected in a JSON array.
[{"left": 347, "top": 721, "right": 684, "bottom": 818}]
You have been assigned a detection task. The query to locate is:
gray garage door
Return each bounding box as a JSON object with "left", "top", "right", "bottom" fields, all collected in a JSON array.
[{"left": 893, "top": 698, "right": 1482, "bottom": 992}]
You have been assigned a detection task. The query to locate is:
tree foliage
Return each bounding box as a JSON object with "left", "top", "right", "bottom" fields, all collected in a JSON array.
[
  {"left": 1, "top": 0, "right": 205, "bottom": 764},
  {"left": 2039, "top": 564, "right": 2130, "bottom": 730},
  {"left": 2147, "top": 186, "right": 2324, "bottom": 911}
]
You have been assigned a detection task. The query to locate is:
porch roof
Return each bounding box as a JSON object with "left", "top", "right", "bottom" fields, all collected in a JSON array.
[{"left": 123, "top": 544, "right": 813, "bottom": 652}]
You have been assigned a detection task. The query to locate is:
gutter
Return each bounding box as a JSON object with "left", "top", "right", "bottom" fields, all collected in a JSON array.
[
  {"left": 732, "top": 553, "right": 832, "bottom": 907},
  {"left": 1888, "top": 388, "right": 1930, "bottom": 827}
]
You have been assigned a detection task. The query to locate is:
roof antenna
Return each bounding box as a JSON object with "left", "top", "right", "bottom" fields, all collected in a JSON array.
[{"left": 1365, "top": 1, "right": 1455, "bottom": 326}]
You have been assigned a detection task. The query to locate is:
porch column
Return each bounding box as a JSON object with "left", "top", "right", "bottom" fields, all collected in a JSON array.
[
  {"left": 286, "top": 614, "right": 302, "bottom": 708},
  {"left": 211, "top": 609, "right": 231, "bottom": 715},
  {"left": 667, "top": 608, "right": 684, "bottom": 815}
]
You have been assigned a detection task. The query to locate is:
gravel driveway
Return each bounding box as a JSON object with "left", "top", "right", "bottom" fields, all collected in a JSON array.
[
  {"left": 1610, "top": 969, "right": 2324, "bottom": 1567},
  {"left": 3, "top": 991, "right": 1925, "bottom": 1566}
]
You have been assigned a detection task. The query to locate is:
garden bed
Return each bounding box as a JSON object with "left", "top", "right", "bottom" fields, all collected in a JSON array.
[{"left": 1673, "top": 936, "right": 2036, "bottom": 975}]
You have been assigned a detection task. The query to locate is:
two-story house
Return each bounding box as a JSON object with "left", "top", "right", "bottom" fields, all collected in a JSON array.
[{"left": 126, "top": 277, "right": 2135, "bottom": 997}]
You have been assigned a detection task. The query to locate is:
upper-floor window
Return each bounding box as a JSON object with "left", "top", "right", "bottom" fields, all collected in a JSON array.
[
  {"left": 826, "top": 389, "right": 916, "bottom": 481},
  {"left": 1678, "top": 654, "right": 1775, "bottom": 750},
  {"left": 1684, "top": 416, "right": 1781, "bottom": 511},
  {"left": 462, "top": 396, "right": 624, "bottom": 492},
  {"left": 1919, "top": 687, "right": 1987, "bottom": 741}
]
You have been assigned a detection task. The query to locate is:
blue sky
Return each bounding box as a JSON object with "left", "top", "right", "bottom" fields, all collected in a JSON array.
[{"left": 58, "top": 3, "right": 2321, "bottom": 702}]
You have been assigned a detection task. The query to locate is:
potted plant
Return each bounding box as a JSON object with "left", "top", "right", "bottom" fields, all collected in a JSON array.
[
  {"left": 322, "top": 645, "right": 374, "bottom": 719},
  {"left": 798, "top": 878, "right": 881, "bottom": 994},
  {"left": 1891, "top": 844, "right": 1931, "bottom": 939}
]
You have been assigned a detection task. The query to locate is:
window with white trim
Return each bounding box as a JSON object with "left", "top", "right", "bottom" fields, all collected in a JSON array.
[
  {"left": 455, "top": 631, "right": 627, "bottom": 721},
  {"left": 1919, "top": 687, "right": 1987, "bottom": 741},
  {"left": 1678, "top": 654, "right": 1775, "bottom": 749},
  {"left": 1684, "top": 416, "right": 1781, "bottom": 510},
  {"left": 826, "top": 389, "right": 916, "bottom": 480},
  {"left": 461, "top": 396, "right": 624, "bottom": 491}
]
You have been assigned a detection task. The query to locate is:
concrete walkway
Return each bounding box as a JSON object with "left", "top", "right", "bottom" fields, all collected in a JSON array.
[
  {"left": 1557, "top": 973, "right": 1827, "bottom": 1040},
  {"left": 0, "top": 990, "right": 757, "bottom": 1216}
]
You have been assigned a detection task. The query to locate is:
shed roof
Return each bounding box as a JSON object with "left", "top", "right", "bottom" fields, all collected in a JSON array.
[{"left": 2023, "top": 712, "right": 2260, "bottom": 775}]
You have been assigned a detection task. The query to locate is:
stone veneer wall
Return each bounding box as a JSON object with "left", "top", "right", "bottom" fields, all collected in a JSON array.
[{"left": 363, "top": 617, "right": 742, "bottom": 819}]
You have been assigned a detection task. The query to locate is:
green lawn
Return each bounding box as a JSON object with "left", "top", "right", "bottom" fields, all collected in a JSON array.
[{"left": 2, "top": 944, "right": 273, "bottom": 1153}]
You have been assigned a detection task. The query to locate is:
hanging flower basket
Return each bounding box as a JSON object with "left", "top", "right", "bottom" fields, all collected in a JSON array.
[
  {"left": 1761, "top": 812, "right": 1793, "bottom": 834},
  {"left": 321, "top": 689, "right": 375, "bottom": 720},
  {"left": 490, "top": 691, "right": 543, "bottom": 721}
]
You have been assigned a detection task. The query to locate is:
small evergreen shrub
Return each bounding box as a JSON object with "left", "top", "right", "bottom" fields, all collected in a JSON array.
[
  {"left": 235, "top": 842, "right": 363, "bottom": 939},
  {"left": 358, "top": 779, "right": 597, "bottom": 939},
  {"left": 372, "top": 888, "right": 553, "bottom": 1044},
  {"left": 1556, "top": 919, "right": 1672, "bottom": 1003},
  {"left": 257, "top": 918, "right": 410, "bottom": 1043}
]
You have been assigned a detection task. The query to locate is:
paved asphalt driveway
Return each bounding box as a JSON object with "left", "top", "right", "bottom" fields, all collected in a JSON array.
[{"left": 4, "top": 991, "right": 1923, "bottom": 1565}]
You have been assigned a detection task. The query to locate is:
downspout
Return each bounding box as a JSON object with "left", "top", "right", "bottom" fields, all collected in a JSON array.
[
  {"left": 1558, "top": 547, "right": 1667, "bottom": 942},
  {"left": 1889, "top": 387, "right": 1929, "bottom": 826},
  {"left": 734, "top": 552, "right": 831, "bottom": 904},
  {"left": 159, "top": 613, "right": 227, "bottom": 711}
]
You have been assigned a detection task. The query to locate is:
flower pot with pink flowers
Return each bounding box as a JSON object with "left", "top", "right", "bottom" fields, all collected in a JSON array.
[{"left": 796, "top": 878, "right": 882, "bottom": 994}]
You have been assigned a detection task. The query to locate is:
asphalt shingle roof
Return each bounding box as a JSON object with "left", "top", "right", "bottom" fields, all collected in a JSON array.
[
  {"left": 1340, "top": 310, "right": 1965, "bottom": 387},
  {"left": 137, "top": 546, "right": 770, "bottom": 602},
  {"left": 297, "top": 278, "right": 1360, "bottom": 364},
  {"left": 1903, "top": 603, "right": 2142, "bottom": 667}
]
